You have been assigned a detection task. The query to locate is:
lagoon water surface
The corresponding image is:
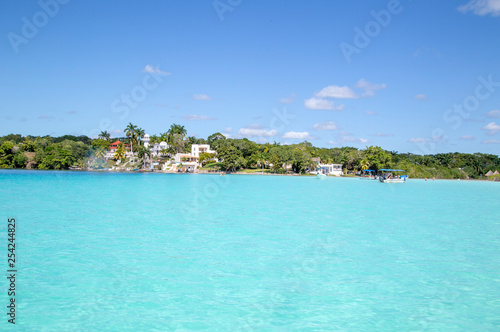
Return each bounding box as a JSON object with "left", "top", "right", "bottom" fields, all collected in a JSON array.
[{"left": 1, "top": 170, "right": 500, "bottom": 331}]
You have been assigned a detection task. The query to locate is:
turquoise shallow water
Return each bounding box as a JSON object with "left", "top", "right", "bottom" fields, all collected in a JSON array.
[{"left": 1, "top": 170, "right": 500, "bottom": 331}]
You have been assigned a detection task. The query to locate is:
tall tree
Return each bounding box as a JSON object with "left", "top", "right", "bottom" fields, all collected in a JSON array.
[
  {"left": 169, "top": 124, "right": 187, "bottom": 136},
  {"left": 138, "top": 146, "right": 152, "bottom": 169},
  {"left": 184, "top": 136, "right": 198, "bottom": 153},
  {"left": 99, "top": 131, "right": 111, "bottom": 141},
  {"left": 207, "top": 132, "right": 226, "bottom": 144},
  {"left": 136, "top": 127, "right": 145, "bottom": 146},
  {"left": 124, "top": 123, "right": 137, "bottom": 159},
  {"left": 166, "top": 124, "right": 187, "bottom": 154}
]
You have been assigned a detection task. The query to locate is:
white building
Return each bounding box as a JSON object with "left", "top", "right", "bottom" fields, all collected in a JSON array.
[
  {"left": 143, "top": 134, "right": 150, "bottom": 147},
  {"left": 150, "top": 141, "right": 169, "bottom": 157},
  {"left": 175, "top": 144, "right": 216, "bottom": 162},
  {"left": 190, "top": 144, "right": 216, "bottom": 158},
  {"left": 142, "top": 134, "right": 169, "bottom": 157},
  {"left": 317, "top": 163, "right": 343, "bottom": 176},
  {"left": 171, "top": 144, "right": 217, "bottom": 171}
]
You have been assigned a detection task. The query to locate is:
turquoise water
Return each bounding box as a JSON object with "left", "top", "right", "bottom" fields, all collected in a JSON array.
[{"left": 1, "top": 170, "right": 500, "bottom": 331}]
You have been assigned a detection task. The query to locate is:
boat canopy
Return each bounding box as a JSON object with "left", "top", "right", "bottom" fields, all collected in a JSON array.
[
  {"left": 362, "top": 169, "right": 375, "bottom": 172},
  {"left": 379, "top": 169, "right": 406, "bottom": 172}
]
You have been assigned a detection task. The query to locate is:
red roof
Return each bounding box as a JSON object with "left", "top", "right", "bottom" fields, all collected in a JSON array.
[{"left": 109, "top": 140, "right": 129, "bottom": 149}]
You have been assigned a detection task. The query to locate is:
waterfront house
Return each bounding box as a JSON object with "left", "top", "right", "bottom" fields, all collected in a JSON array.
[
  {"left": 317, "top": 163, "right": 343, "bottom": 176},
  {"left": 106, "top": 140, "right": 130, "bottom": 159},
  {"left": 150, "top": 141, "right": 169, "bottom": 157},
  {"left": 170, "top": 144, "right": 217, "bottom": 172},
  {"left": 190, "top": 144, "right": 216, "bottom": 158}
]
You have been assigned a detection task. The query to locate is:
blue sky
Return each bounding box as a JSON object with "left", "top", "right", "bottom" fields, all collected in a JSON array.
[{"left": 1, "top": 0, "right": 500, "bottom": 154}]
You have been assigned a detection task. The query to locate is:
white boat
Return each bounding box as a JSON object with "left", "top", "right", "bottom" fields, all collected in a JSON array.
[
  {"left": 380, "top": 177, "right": 405, "bottom": 183},
  {"left": 378, "top": 169, "right": 408, "bottom": 183}
]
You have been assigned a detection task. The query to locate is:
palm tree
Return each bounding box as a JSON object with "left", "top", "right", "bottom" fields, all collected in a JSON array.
[
  {"left": 166, "top": 125, "right": 187, "bottom": 155},
  {"left": 99, "top": 131, "right": 111, "bottom": 141},
  {"left": 124, "top": 123, "right": 137, "bottom": 161},
  {"left": 138, "top": 146, "right": 152, "bottom": 169},
  {"left": 165, "top": 145, "right": 175, "bottom": 158},
  {"left": 360, "top": 159, "right": 369, "bottom": 171},
  {"left": 160, "top": 148, "right": 169, "bottom": 158},
  {"left": 114, "top": 143, "right": 126, "bottom": 161},
  {"left": 136, "top": 127, "right": 145, "bottom": 146},
  {"left": 169, "top": 124, "right": 187, "bottom": 136}
]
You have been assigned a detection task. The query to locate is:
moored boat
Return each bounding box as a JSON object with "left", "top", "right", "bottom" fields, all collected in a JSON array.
[
  {"left": 378, "top": 169, "right": 408, "bottom": 183},
  {"left": 359, "top": 169, "right": 377, "bottom": 180}
]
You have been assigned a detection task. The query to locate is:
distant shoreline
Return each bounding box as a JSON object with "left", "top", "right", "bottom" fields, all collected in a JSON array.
[{"left": 1, "top": 168, "right": 497, "bottom": 181}]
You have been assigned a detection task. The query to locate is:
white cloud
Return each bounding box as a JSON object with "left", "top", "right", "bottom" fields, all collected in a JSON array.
[
  {"left": 143, "top": 65, "right": 170, "bottom": 75},
  {"left": 305, "top": 79, "right": 384, "bottom": 113},
  {"left": 254, "top": 138, "right": 268, "bottom": 144},
  {"left": 458, "top": 0, "right": 500, "bottom": 16},
  {"left": 224, "top": 127, "right": 233, "bottom": 133},
  {"left": 371, "top": 133, "right": 394, "bottom": 137},
  {"left": 193, "top": 94, "right": 211, "bottom": 101},
  {"left": 339, "top": 136, "right": 369, "bottom": 144},
  {"left": 484, "top": 121, "right": 500, "bottom": 135},
  {"left": 460, "top": 135, "right": 475, "bottom": 140},
  {"left": 315, "top": 86, "right": 358, "bottom": 99},
  {"left": 354, "top": 79, "right": 387, "bottom": 97},
  {"left": 313, "top": 121, "right": 338, "bottom": 131},
  {"left": 415, "top": 94, "right": 427, "bottom": 100},
  {"left": 304, "top": 98, "right": 344, "bottom": 111},
  {"left": 183, "top": 114, "right": 216, "bottom": 121},
  {"left": 365, "top": 111, "right": 377, "bottom": 116},
  {"left": 279, "top": 93, "right": 295, "bottom": 104},
  {"left": 238, "top": 127, "right": 278, "bottom": 138},
  {"left": 482, "top": 139, "right": 500, "bottom": 144},
  {"left": 282, "top": 131, "right": 313, "bottom": 139},
  {"left": 487, "top": 110, "right": 500, "bottom": 118},
  {"left": 408, "top": 138, "right": 430, "bottom": 143}
]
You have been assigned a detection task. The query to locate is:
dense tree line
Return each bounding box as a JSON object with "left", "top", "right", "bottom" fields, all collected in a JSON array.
[{"left": 1, "top": 128, "right": 499, "bottom": 179}]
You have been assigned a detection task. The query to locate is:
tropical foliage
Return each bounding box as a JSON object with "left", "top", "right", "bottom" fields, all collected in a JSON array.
[{"left": 1, "top": 128, "right": 499, "bottom": 180}]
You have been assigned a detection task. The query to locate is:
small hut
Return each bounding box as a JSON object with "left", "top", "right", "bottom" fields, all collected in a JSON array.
[{"left": 485, "top": 170, "right": 494, "bottom": 177}]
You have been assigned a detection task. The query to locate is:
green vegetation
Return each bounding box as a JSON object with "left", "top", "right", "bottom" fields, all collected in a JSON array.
[
  {"left": 114, "top": 143, "right": 126, "bottom": 161},
  {"left": 1, "top": 127, "right": 499, "bottom": 180}
]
